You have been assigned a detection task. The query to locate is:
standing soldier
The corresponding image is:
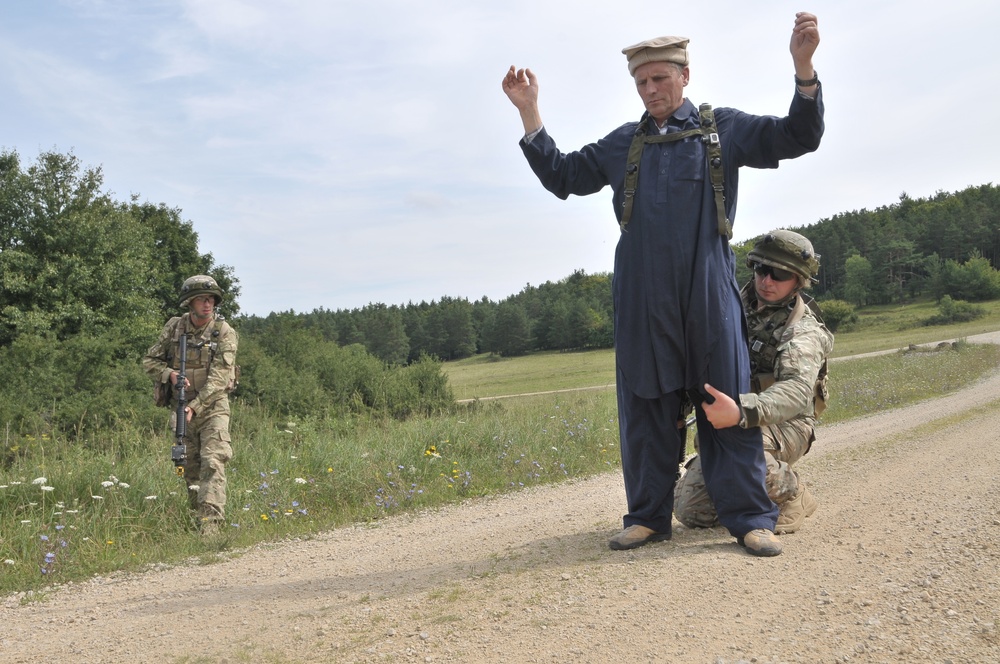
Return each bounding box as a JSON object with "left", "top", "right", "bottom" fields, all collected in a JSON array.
[
  {"left": 676, "top": 230, "right": 833, "bottom": 533},
  {"left": 144, "top": 275, "right": 239, "bottom": 535}
]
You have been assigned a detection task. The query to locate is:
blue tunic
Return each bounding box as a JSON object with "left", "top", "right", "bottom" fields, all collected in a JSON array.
[{"left": 519, "top": 88, "right": 824, "bottom": 536}]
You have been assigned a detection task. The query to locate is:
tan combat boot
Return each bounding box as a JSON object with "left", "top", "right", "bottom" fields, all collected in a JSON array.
[
  {"left": 738, "top": 529, "right": 783, "bottom": 557},
  {"left": 776, "top": 483, "right": 818, "bottom": 534},
  {"left": 608, "top": 525, "right": 671, "bottom": 551}
]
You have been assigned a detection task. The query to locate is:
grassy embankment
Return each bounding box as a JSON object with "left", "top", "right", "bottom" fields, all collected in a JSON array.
[{"left": 2, "top": 299, "right": 999, "bottom": 596}]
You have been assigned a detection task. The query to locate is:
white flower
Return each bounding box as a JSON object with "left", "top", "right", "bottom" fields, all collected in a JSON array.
[
  {"left": 66, "top": 509, "right": 79, "bottom": 514},
  {"left": 41, "top": 486, "right": 55, "bottom": 492},
  {"left": 91, "top": 495, "right": 104, "bottom": 500},
  {"left": 188, "top": 484, "right": 200, "bottom": 492},
  {"left": 0, "top": 485, "right": 8, "bottom": 489},
  {"left": 3, "top": 559, "right": 15, "bottom": 565},
  {"left": 32, "top": 477, "right": 47, "bottom": 485},
  {"left": 108, "top": 475, "right": 119, "bottom": 484},
  {"left": 101, "top": 481, "right": 114, "bottom": 488},
  {"left": 145, "top": 495, "right": 157, "bottom": 500},
  {"left": 294, "top": 478, "right": 307, "bottom": 484},
  {"left": 118, "top": 483, "right": 130, "bottom": 489},
  {"left": 20, "top": 520, "right": 31, "bottom": 524}
]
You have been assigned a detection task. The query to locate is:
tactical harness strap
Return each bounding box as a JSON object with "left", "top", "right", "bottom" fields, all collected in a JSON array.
[
  {"left": 748, "top": 293, "right": 829, "bottom": 416},
  {"left": 620, "top": 103, "right": 731, "bottom": 239}
]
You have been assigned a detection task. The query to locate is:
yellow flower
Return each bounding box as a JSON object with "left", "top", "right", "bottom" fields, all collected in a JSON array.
[{"left": 261, "top": 514, "right": 269, "bottom": 521}]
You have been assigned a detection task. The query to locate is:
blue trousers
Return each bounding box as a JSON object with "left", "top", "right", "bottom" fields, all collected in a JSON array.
[{"left": 616, "top": 338, "right": 778, "bottom": 537}]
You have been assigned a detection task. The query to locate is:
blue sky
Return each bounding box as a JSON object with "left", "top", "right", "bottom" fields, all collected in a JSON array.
[{"left": 2, "top": 1, "right": 997, "bottom": 316}]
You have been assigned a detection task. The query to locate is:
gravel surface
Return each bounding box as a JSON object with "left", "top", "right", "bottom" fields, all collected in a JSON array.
[{"left": 3, "top": 343, "right": 1000, "bottom": 663}]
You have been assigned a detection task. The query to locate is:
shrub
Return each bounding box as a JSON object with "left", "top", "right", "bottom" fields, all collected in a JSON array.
[{"left": 815, "top": 298, "right": 857, "bottom": 333}]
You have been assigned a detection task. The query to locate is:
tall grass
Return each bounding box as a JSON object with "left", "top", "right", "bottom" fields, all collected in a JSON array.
[{"left": 2, "top": 341, "right": 998, "bottom": 596}]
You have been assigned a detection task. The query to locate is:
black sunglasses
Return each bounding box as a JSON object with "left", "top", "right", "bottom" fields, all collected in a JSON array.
[{"left": 751, "top": 262, "right": 796, "bottom": 282}]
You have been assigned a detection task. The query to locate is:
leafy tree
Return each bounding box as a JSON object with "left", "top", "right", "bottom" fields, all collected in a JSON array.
[
  {"left": 129, "top": 201, "right": 240, "bottom": 320},
  {"left": 842, "top": 254, "right": 874, "bottom": 307},
  {"left": 0, "top": 150, "right": 160, "bottom": 348},
  {"left": 424, "top": 296, "right": 476, "bottom": 360},
  {"left": 482, "top": 300, "right": 530, "bottom": 356},
  {"left": 360, "top": 303, "right": 409, "bottom": 365}
]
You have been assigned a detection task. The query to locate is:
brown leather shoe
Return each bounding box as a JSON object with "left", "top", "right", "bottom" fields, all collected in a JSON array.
[
  {"left": 738, "top": 529, "right": 783, "bottom": 557},
  {"left": 608, "top": 524, "right": 671, "bottom": 551}
]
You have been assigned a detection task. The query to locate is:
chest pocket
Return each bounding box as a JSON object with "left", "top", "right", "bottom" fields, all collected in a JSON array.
[{"left": 656, "top": 140, "right": 704, "bottom": 205}]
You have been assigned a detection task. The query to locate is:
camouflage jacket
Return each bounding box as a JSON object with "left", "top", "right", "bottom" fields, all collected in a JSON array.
[
  {"left": 738, "top": 282, "right": 833, "bottom": 430},
  {"left": 142, "top": 313, "right": 239, "bottom": 415}
]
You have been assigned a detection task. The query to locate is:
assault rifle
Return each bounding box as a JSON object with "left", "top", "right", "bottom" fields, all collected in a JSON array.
[{"left": 171, "top": 333, "right": 188, "bottom": 476}]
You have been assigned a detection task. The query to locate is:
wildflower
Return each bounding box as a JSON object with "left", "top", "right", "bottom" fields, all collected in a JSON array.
[
  {"left": 41, "top": 486, "right": 54, "bottom": 492},
  {"left": 106, "top": 540, "right": 114, "bottom": 545},
  {"left": 40, "top": 535, "right": 49, "bottom": 542},
  {"left": 327, "top": 467, "right": 333, "bottom": 473},
  {"left": 145, "top": 495, "right": 158, "bottom": 500},
  {"left": 261, "top": 514, "right": 269, "bottom": 521},
  {"left": 294, "top": 478, "right": 307, "bottom": 484},
  {"left": 3, "top": 560, "right": 14, "bottom": 565},
  {"left": 91, "top": 495, "right": 104, "bottom": 500},
  {"left": 118, "top": 483, "right": 130, "bottom": 489},
  {"left": 101, "top": 481, "right": 114, "bottom": 488},
  {"left": 188, "top": 484, "right": 200, "bottom": 492},
  {"left": 55, "top": 525, "right": 65, "bottom": 531},
  {"left": 32, "top": 477, "right": 47, "bottom": 485},
  {"left": 44, "top": 553, "right": 56, "bottom": 563},
  {"left": 20, "top": 520, "right": 31, "bottom": 524}
]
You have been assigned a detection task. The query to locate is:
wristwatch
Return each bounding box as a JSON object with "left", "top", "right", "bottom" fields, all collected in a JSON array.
[
  {"left": 737, "top": 407, "right": 747, "bottom": 429},
  {"left": 795, "top": 71, "right": 819, "bottom": 87}
]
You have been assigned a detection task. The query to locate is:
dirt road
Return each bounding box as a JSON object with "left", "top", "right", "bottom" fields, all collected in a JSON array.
[{"left": 3, "top": 358, "right": 1000, "bottom": 663}]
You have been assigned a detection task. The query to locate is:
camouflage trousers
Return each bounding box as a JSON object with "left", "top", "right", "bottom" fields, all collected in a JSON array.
[
  {"left": 171, "top": 400, "right": 233, "bottom": 524},
  {"left": 674, "top": 418, "right": 814, "bottom": 529}
]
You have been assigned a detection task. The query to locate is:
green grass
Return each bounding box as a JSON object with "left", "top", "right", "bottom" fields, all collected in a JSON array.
[
  {"left": 443, "top": 349, "right": 616, "bottom": 401},
  {"left": 3, "top": 300, "right": 1000, "bottom": 596},
  {"left": 829, "top": 298, "right": 1000, "bottom": 357}
]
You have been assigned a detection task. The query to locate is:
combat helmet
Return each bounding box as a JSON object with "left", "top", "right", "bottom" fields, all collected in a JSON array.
[
  {"left": 178, "top": 275, "right": 224, "bottom": 309},
  {"left": 747, "top": 230, "right": 820, "bottom": 284}
]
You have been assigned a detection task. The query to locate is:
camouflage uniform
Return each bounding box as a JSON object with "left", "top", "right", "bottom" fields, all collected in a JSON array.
[
  {"left": 675, "top": 233, "right": 833, "bottom": 531},
  {"left": 143, "top": 277, "right": 238, "bottom": 528}
]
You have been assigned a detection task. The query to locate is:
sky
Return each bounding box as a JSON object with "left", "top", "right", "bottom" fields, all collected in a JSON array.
[{"left": 2, "top": 1, "right": 998, "bottom": 317}]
